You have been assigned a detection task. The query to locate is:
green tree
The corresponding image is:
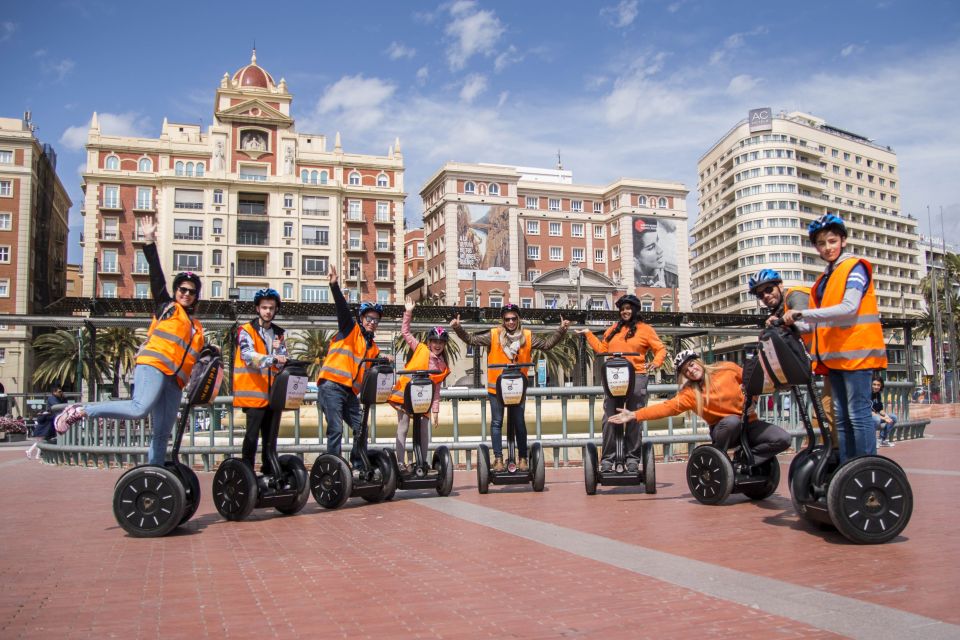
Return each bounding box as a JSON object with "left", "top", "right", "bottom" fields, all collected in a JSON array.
[
  {"left": 287, "top": 329, "right": 336, "bottom": 380},
  {"left": 532, "top": 332, "right": 579, "bottom": 384},
  {"left": 98, "top": 327, "right": 144, "bottom": 397},
  {"left": 915, "top": 252, "right": 960, "bottom": 370},
  {"left": 31, "top": 328, "right": 109, "bottom": 391}
]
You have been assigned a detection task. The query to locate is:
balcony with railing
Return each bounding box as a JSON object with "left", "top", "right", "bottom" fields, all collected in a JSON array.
[
  {"left": 97, "top": 230, "right": 122, "bottom": 243},
  {"left": 173, "top": 231, "right": 203, "bottom": 241},
  {"left": 346, "top": 241, "right": 366, "bottom": 253},
  {"left": 237, "top": 232, "right": 269, "bottom": 246},
  {"left": 236, "top": 261, "right": 266, "bottom": 277},
  {"left": 133, "top": 199, "right": 154, "bottom": 212},
  {"left": 374, "top": 213, "right": 392, "bottom": 225},
  {"left": 303, "top": 236, "right": 329, "bottom": 246},
  {"left": 374, "top": 242, "right": 393, "bottom": 253},
  {"left": 132, "top": 262, "right": 150, "bottom": 276},
  {"left": 346, "top": 211, "right": 364, "bottom": 223},
  {"left": 239, "top": 173, "right": 268, "bottom": 182},
  {"left": 98, "top": 198, "right": 123, "bottom": 211},
  {"left": 238, "top": 201, "right": 267, "bottom": 215},
  {"left": 375, "top": 270, "right": 393, "bottom": 282},
  {"left": 98, "top": 262, "right": 121, "bottom": 275},
  {"left": 302, "top": 208, "right": 329, "bottom": 216}
]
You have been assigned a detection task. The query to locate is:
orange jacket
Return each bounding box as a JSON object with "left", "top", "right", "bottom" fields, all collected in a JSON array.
[
  {"left": 318, "top": 324, "right": 380, "bottom": 394},
  {"left": 389, "top": 342, "right": 450, "bottom": 408},
  {"left": 487, "top": 327, "right": 532, "bottom": 394},
  {"left": 809, "top": 257, "right": 887, "bottom": 373},
  {"left": 585, "top": 322, "right": 666, "bottom": 372},
  {"left": 233, "top": 322, "right": 272, "bottom": 408},
  {"left": 632, "top": 362, "right": 749, "bottom": 427},
  {"left": 136, "top": 302, "right": 204, "bottom": 389}
]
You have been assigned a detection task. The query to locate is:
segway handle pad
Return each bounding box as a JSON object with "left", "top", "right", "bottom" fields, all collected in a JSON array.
[
  {"left": 270, "top": 360, "right": 310, "bottom": 411},
  {"left": 404, "top": 378, "right": 436, "bottom": 416}
]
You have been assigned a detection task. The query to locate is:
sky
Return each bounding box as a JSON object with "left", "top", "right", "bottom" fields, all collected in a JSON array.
[{"left": 3, "top": 0, "right": 959, "bottom": 264}]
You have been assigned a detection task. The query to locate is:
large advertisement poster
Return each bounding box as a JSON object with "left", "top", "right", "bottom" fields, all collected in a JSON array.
[
  {"left": 633, "top": 216, "right": 679, "bottom": 289},
  {"left": 457, "top": 203, "right": 511, "bottom": 281}
]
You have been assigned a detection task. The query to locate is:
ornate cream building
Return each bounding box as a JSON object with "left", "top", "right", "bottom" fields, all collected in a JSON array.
[{"left": 80, "top": 51, "right": 405, "bottom": 304}]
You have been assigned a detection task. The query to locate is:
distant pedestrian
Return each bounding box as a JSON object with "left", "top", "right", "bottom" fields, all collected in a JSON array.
[{"left": 26, "top": 382, "right": 65, "bottom": 460}]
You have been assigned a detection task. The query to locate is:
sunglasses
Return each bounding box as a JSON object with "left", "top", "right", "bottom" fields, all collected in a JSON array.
[
  {"left": 177, "top": 286, "right": 198, "bottom": 296},
  {"left": 755, "top": 285, "right": 777, "bottom": 297},
  {"left": 362, "top": 315, "right": 380, "bottom": 325},
  {"left": 503, "top": 316, "right": 519, "bottom": 323}
]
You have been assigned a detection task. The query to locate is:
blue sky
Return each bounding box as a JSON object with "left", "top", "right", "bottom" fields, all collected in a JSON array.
[{"left": 3, "top": 0, "right": 959, "bottom": 264}]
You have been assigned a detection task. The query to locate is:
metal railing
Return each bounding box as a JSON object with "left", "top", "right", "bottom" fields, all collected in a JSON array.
[{"left": 38, "top": 382, "right": 926, "bottom": 471}]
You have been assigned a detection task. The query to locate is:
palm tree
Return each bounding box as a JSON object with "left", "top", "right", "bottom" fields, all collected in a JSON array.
[
  {"left": 98, "top": 327, "right": 144, "bottom": 397},
  {"left": 532, "top": 332, "right": 579, "bottom": 384},
  {"left": 31, "top": 328, "right": 109, "bottom": 391},
  {"left": 915, "top": 251, "right": 960, "bottom": 370},
  {"left": 287, "top": 329, "right": 336, "bottom": 380}
]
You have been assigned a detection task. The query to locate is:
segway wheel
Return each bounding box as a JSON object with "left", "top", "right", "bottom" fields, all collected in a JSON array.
[
  {"left": 686, "top": 446, "right": 734, "bottom": 505},
  {"left": 310, "top": 454, "right": 353, "bottom": 510},
  {"left": 583, "top": 442, "right": 598, "bottom": 495},
  {"left": 212, "top": 458, "right": 258, "bottom": 521},
  {"left": 383, "top": 449, "right": 399, "bottom": 501},
  {"left": 477, "top": 444, "right": 490, "bottom": 494},
  {"left": 642, "top": 442, "right": 657, "bottom": 495},
  {"left": 827, "top": 456, "right": 913, "bottom": 544},
  {"left": 788, "top": 450, "right": 834, "bottom": 529},
  {"left": 433, "top": 446, "right": 455, "bottom": 497},
  {"left": 113, "top": 465, "right": 186, "bottom": 538},
  {"left": 531, "top": 442, "right": 545, "bottom": 492},
  {"left": 171, "top": 462, "right": 201, "bottom": 524},
  {"left": 741, "top": 458, "right": 781, "bottom": 501},
  {"left": 362, "top": 450, "right": 398, "bottom": 503},
  {"left": 274, "top": 454, "right": 311, "bottom": 515}
]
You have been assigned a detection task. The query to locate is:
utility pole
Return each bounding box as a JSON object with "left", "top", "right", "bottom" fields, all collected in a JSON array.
[
  {"left": 940, "top": 206, "right": 958, "bottom": 402},
  {"left": 927, "top": 206, "right": 946, "bottom": 402}
]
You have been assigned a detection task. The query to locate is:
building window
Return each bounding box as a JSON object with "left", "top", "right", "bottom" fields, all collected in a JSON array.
[
  {"left": 319, "top": 170, "right": 329, "bottom": 184},
  {"left": 0, "top": 246, "right": 10, "bottom": 263},
  {"left": 283, "top": 283, "right": 293, "bottom": 299},
  {"left": 0, "top": 213, "right": 10, "bottom": 231},
  {"left": 134, "top": 251, "right": 149, "bottom": 274},
  {"left": 593, "top": 202, "right": 602, "bottom": 213},
  {"left": 658, "top": 197, "right": 667, "bottom": 208},
  {"left": 525, "top": 196, "right": 539, "bottom": 209},
  {"left": 101, "top": 282, "right": 118, "bottom": 298},
  {"left": 303, "top": 195, "right": 330, "bottom": 216},
  {"left": 571, "top": 200, "right": 582, "bottom": 212},
  {"left": 376, "top": 201, "right": 390, "bottom": 222},
  {"left": 0, "top": 150, "right": 12, "bottom": 164},
  {"left": 526, "top": 220, "right": 540, "bottom": 235},
  {"left": 212, "top": 249, "right": 222, "bottom": 267},
  {"left": 548, "top": 198, "right": 561, "bottom": 211},
  {"left": 302, "top": 256, "right": 329, "bottom": 275},
  {"left": 549, "top": 221, "right": 561, "bottom": 236},
  {"left": 302, "top": 286, "right": 329, "bottom": 302},
  {"left": 347, "top": 200, "right": 362, "bottom": 219},
  {"left": 303, "top": 225, "right": 329, "bottom": 246},
  {"left": 376, "top": 230, "right": 389, "bottom": 251},
  {"left": 571, "top": 223, "right": 584, "bottom": 237},
  {"left": 661, "top": 301, "right": 673, "bottom": 312},
  {"left": 376, "top": 259, "right": 389, "bottom": 280},
  {"left": 206, "top": 281, "right": 220, "bottom": 298},
  {"left": 283, "top": 252, "right": 293, "bottom": 269},
  {"left": 283, "top": 193, "right": 294, "bottom": 208},
  {"left": 549, "top": 246, "right": 563, "bottom": 261},
  {"left": 417, "top": 242, "right": 424, "bottom": 257},
  {"left": 594, "top": 225, "right": 604, "bottom": 239},
  {"left": 175, "top": 161, "right": 185, "bottom": 176},
  {"left": 349, "top": 171, "right": 361, "bottom": 186},
  {"left": 527, "top": 269, "right": 540, "bottom": 281},
  {"left": 0, "top": 181, "right": 11, "bottom": 197},
  {"left": 0, "top": 279, "right": 8, "bottom": 296},
  {"left": 105, "top": 155, "right": 120, "bottom": 170},
  {"left": 211, "top": 189, "right": 223, "bottom": 205},
  {"left": 212, "top": 218, "right": 223, "bottom": 235},
  {"left": 571, "top": 247, "right": 584, "bottom": 263},
  {"left": 489, "top": 295, "right": 503, "bottom": 308},
  {"left": 173, "top": 251, "right": 202, "bottom": 271},
  {"left": 134, "top": 186, "right": 151, "bottom": 210},
  {"left": 301, "top": 169, "right": 310, "bottom": 183},
  {"left": 103, "top": 185, "right": 120, "bottom": 208},
  {"left": 348, "top": 229, "right": 362, "bottom": 250},
  {"left": 464, "top": 181, "right": 476, "bottom": 194},
  {"left": 195, "top": 163, "right": 205, "bottom": 177},
  {"left": 638, "top": 195, "right": 647, "bottom": 206},
  {"left": 173, "top": 219, "right": 203, "bottom": 241},
  {"left": 138, "top": 157, "right": 152, "bottom": 172},
  {"left": 594, "top": 248, "right": 605, "bottom": 263},
  {"left": 377, "top": 173, "right": 389, "bottom": 187},
  {"left": 489, "top": 183, "right": 500, "bottom": 196},
  {"left": 641, "top": 299, "right": 653, "bottom": 312},
  {"left": 283, "top": 221, "right": 293, "bottom": 238},
  {"left": 527, "top": 245, "right": 540, "bottom": 260},
  {"left": 134, "top": 283, "right": 149, "bottom": 299}
]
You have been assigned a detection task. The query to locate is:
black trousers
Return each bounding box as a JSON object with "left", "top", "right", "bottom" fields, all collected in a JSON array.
[
  {"left": 242, "top": 406, "right": 280, "bottom": 474},
  {"left": 601, "top": 373, "right": 649, "bottom": 463},
  {"left": 709, "top": 415, "right": 790, "bottom": 466}
]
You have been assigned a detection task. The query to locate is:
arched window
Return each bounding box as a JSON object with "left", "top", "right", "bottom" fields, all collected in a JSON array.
[
  {"left": 376, "top": 173, "right": 389, "bottom": 187},
  {"left": 489, "top": 183, "right": 500, "bottom": 196},
  {"left": 301, "top": 169, "right": 309, "bottom": 183},
  {"left": 464, "top": 181, "right": 476, "bottom": 194},
  {"left": 185, "top": 162, "right": 194, "bottom": 177},
  {"left": 637, "top": 195, "right": 647, "bottom": 206},
  {"left": 320, "top": 170, "right": 328, "bottom": 185},
  {"left": 349, "top": 171, "right": 361, "bottom": 186},
  {"left": 310, "top": 170, "right": 319, "bottom": 184},
  {"left": 658, "top": 197, "right": 667, "bottom": 208},
  {"left": 175, "top": 161, "right": 185, "bottom": 176},
  {"left": 105, "top": 155, "right": 119, "bottom": 170},
  {"left": 138, "top": 157, "right": 152, "bottom": 172},
  {"left": 195, "top": 163, "right": 204, "bottom": 177}
]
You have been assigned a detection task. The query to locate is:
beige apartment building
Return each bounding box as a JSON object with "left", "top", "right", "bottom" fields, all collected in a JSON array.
[
  {"left": 421, "top": 162, "right": 689, "bottom": 312},
  {"left": 0, "top": 115, "right": 71, "bottom": 400},
  {"left": 692, "top": 109, "right": 923, "bottom": 369},
  {"left": 80, "top": 51, "right": 405, "bottom": 304}
]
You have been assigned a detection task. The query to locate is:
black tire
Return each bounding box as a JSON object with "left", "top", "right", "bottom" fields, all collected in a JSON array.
[
  {"left": 686, "top": 446, "right": 734, "bottom": 505},
  {"left": 383, "top": 448, "right": 399, "bottom": 501},
  {"left": 274, "top": 454, "right": 310, "bottom": 515},
  {"left": 477, "top": 444, "right": 490, "bottom": 494},
  {"left": 171, "top": 462, "right": 201, "bottom": 525},
  {"left": 212, "top": 458, "right": 258, "bottom": 521},
  {"left": 583, "top": 442, "right": 598, "bottom": 495},
  {"left": 361, "top": 450, "right": 397, "bottom": 503},
  {"left": 113, "top": 465, "right": 186, "bottom": 538},
  {"left": 642, "top": 442, "right": 657, "bottom": 495},
  {"left": 827, "top": 455, "right": 913, "bottom": 544},
  {"left": 433, "top": 446, "right": 455, "bottom": 497},
  {"left": 741, "top": 458, "right": 781, "bottom": 501},
  {"left": 788, "top": 450, "right": 833, "bottom": 528},
  {"left": 531, "top": 442, "right": 545, "bottom": 492},
  {"left": 310, "top": 454, "right": 353, "bottom": 510}
]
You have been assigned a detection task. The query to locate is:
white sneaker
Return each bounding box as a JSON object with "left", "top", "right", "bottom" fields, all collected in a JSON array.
[{"left": 886, "top": 440, "right": 895, "bottom": 447}]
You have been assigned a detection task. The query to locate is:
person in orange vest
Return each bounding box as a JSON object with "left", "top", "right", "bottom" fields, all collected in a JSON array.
[
  {"left": 609, "top": 350, "right": 790, "bottom": 464},
  {"left": 389, "top": 297, "right": 450, "bottom": 471},
  {"left": 55, "top": 216, "right": 205, "bottom": 465},
  {"left": 235, "top": 288, "right": 288, "bottom": 474},
  {"left": 783, "top": 213, "right": 888, "bottom": 462},
  {"left": 576, "top": 294, "right": 666, "bottom": 473},
  {"left": 451, "top": 304, "right": 570, "bottom": 472},
  {"left": 316, "top": 265, "right": 390, "bottom": 469}
]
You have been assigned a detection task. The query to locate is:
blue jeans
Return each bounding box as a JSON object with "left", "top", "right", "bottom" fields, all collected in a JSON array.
[
  {"left": 319, "top": 380, "right": 363, "bottom": 467},
  {"left": 828, "top": 369, "right": 876, "bottom": 462},
  {"left": 85, "top": 364, "right": 182, "bottom": 465},
  {"left": 488, "top": 393, "right": 528, "bottom": 459},
  {"left": 872, "top": 413, "right": 898, "bottom": 441}
]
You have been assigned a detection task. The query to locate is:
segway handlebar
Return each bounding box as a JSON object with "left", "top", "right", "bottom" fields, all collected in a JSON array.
[
  {"left": 361, "top": 356, "right": 393, "bottom": 365},
  {"left": 596, "top": 352, "right": 640, "bottom": 359},
  {"left": 489, "top": 362, "right": 534, "bottom": 370},
  {"left": 769, "top": 318, "right": 785, "bottom": 327},
  {"left": 397, "top": 369, "right": 443, "bottom": 375}
]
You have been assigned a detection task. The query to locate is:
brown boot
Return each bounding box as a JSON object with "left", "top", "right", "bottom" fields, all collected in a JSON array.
[
  {"left": 518, "top": 457, "right": 529, "bottom": 472},
  {"left": 492, "top": 456, "right": 505, "bottom": 472}
]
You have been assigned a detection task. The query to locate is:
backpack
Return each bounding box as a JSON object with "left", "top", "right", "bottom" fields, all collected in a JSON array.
[
  {"left": 183, "top": 345, "right": 224, "bottom": 406},
  {"left": 743, "top": 326, "right": 811, "bottom": 396}
]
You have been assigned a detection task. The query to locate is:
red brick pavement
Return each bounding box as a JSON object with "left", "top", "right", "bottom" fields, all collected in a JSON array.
[{"left": 0, "top": 419, "right": 957, "bottom": 639}]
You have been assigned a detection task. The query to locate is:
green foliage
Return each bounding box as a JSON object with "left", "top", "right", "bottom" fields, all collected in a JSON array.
[
  {"left": 31, "top": 328, "right": 109, "bottom": 391},
  {"left": 286, "top": 329, "right": 336, "bottom": 380}
]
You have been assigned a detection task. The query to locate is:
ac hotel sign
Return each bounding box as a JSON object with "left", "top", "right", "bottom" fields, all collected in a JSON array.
[{"left": 748, "top": 107, "right": 773, "bottom": 132}]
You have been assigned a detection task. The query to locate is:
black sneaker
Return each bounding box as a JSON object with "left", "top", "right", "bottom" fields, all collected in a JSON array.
[
  {"left": 600, "top": 460, "right": 614, "bottom": 472},
  {"left": 626, "top": 461, "right": 640, "bottom": 474}
]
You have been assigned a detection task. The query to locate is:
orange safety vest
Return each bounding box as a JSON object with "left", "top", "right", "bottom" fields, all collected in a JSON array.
[
  {"left": 232, "top": 322, "right": 275, "bottom": 408},
  {"left": 809, "top": 257, "right": 888, "bottom": 374},
  {"left": 486, "top": 327, "right": 532, "bottom": 394},
  {"left": 783, "top": 285, "right": 813, "bottom": 350},
  {"left": 389, "top": 343, "right": 450, "bottom": 407},
  {"left": 136, "top": 302, "right": 205, "bottom": 389},
  {"left": 317, "top": 324, "right": 380, "bottom": 394}
]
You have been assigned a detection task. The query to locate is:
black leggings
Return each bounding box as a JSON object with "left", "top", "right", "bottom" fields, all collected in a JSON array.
[
  {"left": 242, "top": 406, "right": 280, "bottom": 474},
  {"left": 709, "top": 415, "right": 790, "bottom": 466}
]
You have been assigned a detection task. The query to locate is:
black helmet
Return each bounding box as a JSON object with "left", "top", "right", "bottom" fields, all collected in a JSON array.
[
  {"left": 172, "top": 272, "right": 201, "bottom": 299},
  {"left": 615, "top": 294, "right": 642, "bottom": 309},
  {"left": 426, "top": 326, "right": 449, "bottom": 342},
  {"left": 253, "top": 288, "right": 282, "bottom": 310},
  {"left": 500, "top": 303, "right": 521, "bottom": 318}
]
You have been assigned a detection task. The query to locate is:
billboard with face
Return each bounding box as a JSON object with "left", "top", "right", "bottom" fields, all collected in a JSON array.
[
  {"left": 456, "top": 203, "right": 511, "bottom": 281},
  {"left": 633, "top": 216, "right": 679, "bottom": 289}
]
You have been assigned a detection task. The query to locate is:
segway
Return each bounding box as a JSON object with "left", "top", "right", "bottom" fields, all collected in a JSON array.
[
  {"left": 476, "top": 362, "right": 545, "bottom": 494},
  {"left": 212, "top": 360, "right": 312, "bottom": 521},
  {"left": 685, "top": 394, "right": 781, "bottom": 505},
  {"left": 392, "top": 367, "right": 454, "bottom": 496},
  {"left": 583, "top": 353, "right": 656, "bottom": 495},
  {"left": 310, "top": 357, "right": 398, "bottom": 509},
  {"left": 112, "top": 345, "right": 224, "bottom": 537}
]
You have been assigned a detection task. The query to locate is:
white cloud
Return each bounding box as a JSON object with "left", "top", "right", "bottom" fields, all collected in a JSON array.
[
  {"left": 444, "top": 0, "right": 506, "bottom": 71},
  {"left": 667, "top": 1, "right": 686, "bottom": 13},
  {"left": 494, "top": 45, "right": 522, "bottom": 72},
  {"left": 34, "top": 49, "right": 76, "bottom": 81},
  {"left": 840, "top": 43, "right": 864, "bottom": 57},
  {"left": 386, "top": 41, "right": 416, "bottom": 60},
  {"left": 416, "top": 66, "right": 430, "bottom": 86},
  {"left": 460, "top": 74, "right": 488, "bottom": 103},
  {"left": 600, "top": 1, "right": 639, "bottom": 28},
  {"left": 726, "top": 74, "right": 761, "bottom": 95},
  {"left": 315, "top": 75, "right": 397, "bottom": 131},
  {"left": 496, "top": 91, "right": 509, "bottom": 109},
  {"left": 709, "top": 26, "right": 767, "bottom": 66},
  {"left": 0, "top": 21, "right": 15, "bottom": 43},
  {"left": 59, "top": 112, "right": 152, "bottom": 151}
]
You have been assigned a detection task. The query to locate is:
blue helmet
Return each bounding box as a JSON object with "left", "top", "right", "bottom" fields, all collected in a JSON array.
[
  {"left": 807, "top": 213, "right": 846, "bottom": 242},
  {"left": 748, "top": 269, "right": 783, "bottom": 296},
  {"left": 253, "top": 288, "right": 281, "bottom": 309},
  {"left": 358, "top": 302, "right": 384, "bottom": 319}
]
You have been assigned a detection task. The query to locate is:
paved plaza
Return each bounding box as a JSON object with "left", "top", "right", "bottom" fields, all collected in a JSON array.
[{"left": 1, "top": 420, "right": 959, "bottom": 639}]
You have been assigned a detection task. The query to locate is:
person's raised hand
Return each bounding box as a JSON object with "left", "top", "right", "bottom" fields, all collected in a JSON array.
[
  {"left": 575, "top": 328, "right": 590, "bottom": 336},
  {"left": 405, "top": 296, "right": 415, "bottom": 313},
  {"left": 607, "top": 407, "right": 636, "bottom": 425},
  {"left": 450, "top": 313, "right": 461, "bottom": 330},
  {"left": 142, "top": 216, "right": 157, "bottom": 243},
  {"left": 559, "top": 315, "right": 571, "bottom": 331},
  {"left": 328, "top": 264, "right": 338, "bottom": 285}
]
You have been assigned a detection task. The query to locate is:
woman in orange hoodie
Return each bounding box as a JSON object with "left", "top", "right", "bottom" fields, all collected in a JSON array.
[
  {"left": 577, "top": 294, "right": 666, "bottom": 473},
  {"left": 609, "top": 350, "right": 790, "bottom": 465}
]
